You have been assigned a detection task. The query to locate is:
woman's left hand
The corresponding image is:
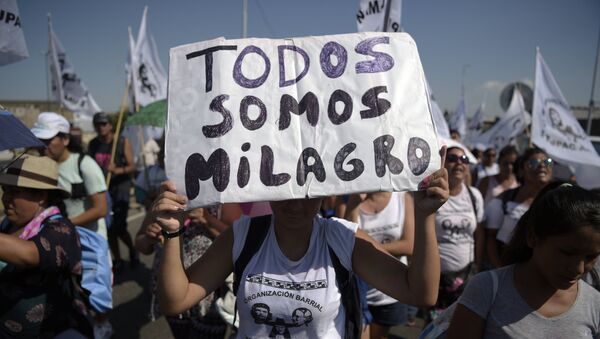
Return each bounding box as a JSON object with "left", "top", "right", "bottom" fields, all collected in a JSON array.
[{"left": 413, "top": 146, "right": 449, "bottom": 215}]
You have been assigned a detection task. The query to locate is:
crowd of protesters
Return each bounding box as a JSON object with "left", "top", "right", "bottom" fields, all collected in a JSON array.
[{"left": 0, "top": 110, "right": 599, "bottom": 338}]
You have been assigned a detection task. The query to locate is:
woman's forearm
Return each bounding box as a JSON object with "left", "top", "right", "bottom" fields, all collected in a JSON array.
[
  {"left": 157, "top": 236, "right": 190, "bottom": 315},
  {"left": 0, "top": 234, "right": 39, "bottom": 267},
  {"left": 407, "top": 210, "right": 440, "bottom": 306}
]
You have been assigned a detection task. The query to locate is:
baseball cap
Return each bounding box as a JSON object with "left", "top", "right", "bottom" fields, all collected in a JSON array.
[
  {"left": 30, "top": 112, "right": 70, "bottom": 140},
  {"left": 93, "top": 112, "right": 110, "bottom": 125}
]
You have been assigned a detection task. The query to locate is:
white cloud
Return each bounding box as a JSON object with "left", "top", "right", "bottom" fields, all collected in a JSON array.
[{"left": 483, "top": 80, "right": 505, "bottom": 91}]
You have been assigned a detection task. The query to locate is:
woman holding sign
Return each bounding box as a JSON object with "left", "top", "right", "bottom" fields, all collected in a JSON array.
[{"left": 151, "top": 148, "right": 449, "bottom": 339}]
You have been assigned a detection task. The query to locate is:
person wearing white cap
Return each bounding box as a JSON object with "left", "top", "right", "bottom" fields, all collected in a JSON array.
[
  {"left": 31, "top": 112, "right": 115, "bottom": 339},
  {"left": 31, "top": 112, "right": 109, "bottom": 238},
  {"left": 427, "top": 143, "right": 485, "bottom": 322}
]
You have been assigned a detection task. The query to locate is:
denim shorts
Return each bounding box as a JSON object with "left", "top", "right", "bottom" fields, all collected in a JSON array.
[{"left": 368, "top": 302, "right": 408, "bottom": 327}]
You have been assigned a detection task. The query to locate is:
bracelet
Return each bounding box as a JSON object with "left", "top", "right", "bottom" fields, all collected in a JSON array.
[{"left": 161, "top": 227, "right": 184, "bottom": 239}]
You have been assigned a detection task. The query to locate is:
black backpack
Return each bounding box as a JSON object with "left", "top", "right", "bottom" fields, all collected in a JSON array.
[{"left": 233, "top": 215, "right": 362, "bottom": 339}]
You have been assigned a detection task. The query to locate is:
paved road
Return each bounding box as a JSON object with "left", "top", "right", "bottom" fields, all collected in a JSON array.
[{"left": 110, "top": 210, "right": 423, "bottom": 339}]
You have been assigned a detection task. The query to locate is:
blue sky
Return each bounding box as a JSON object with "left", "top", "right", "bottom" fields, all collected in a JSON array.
[{"left": 1, "top": 0, "right": 599, "bottom": 119}]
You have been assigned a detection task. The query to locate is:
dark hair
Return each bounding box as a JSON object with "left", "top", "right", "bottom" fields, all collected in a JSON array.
[
  {"left": 514, "top": 147, "right": 547, "bottom": 184},
  {"left": 47, "top": 191, "right": 68, "bottom": 217},
  {"left": 498, "top": 145, "right": 519, "bottom": 163},
  {"left": 502, "top": 181, "right": 600, "bottom": 265}
]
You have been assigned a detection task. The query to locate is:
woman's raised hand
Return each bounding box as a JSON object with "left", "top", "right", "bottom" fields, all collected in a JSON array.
[
  {"left": 413, "top": 146, "right": 449, "bottom": 215},
  {"left": 152, "top": 180, "right": 188, "bottom": 232}
]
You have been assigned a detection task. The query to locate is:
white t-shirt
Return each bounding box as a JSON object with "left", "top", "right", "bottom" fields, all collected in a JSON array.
[
  {"left": 485, "top": 197, "right": 529, "bottom": 244},
  {"left": 358, "top": 192, "right": 406, "bottom": 306},
  {"left": 475, "top": 163, "right": 499, "bottom": 186},
  {"left": 58, "top": 153, "right": 108, "bottom": 239},
  {"left": 435, "top": 184, "right": 484, "bottom": 273},
  {"left": 232, "top": 215, "right": 357, "bottom": 339}
]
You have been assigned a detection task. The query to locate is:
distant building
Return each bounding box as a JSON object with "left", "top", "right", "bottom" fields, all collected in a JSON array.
[{"left": 0, "top": 100, "right": 72, "bottom": 128}]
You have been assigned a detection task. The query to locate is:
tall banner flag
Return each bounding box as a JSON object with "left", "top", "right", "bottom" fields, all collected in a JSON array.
[
  {"left": 531, "top": 49, "right": 600, "bottom": 168},
  {"left": 466, "top": 101, "right": 485, "bottom": 145},
  {"left": 426, "top": 79, "right": 450, "bottom": 140},
  {"left": 0, "top": 0, "right": 29, "bottom": 66},
  {"left": 47, "top": 15, "right": 101, "bottom": 131},
  {"left": 473, "top": 88, "right": 530, "bottom": 151},
  {"left": 448, "top": 96, "right": 467, "bottom": 138},
  {"left": 357, "top": 0, "right": 402, "bottom": 32},
  {"left": 130, "top": 6, "right": 167, "bottom": 107}
]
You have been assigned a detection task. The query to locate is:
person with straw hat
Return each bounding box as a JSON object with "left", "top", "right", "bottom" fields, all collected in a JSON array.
[{"left": 0, "top": 155, "right": 93, "bottom": 338}]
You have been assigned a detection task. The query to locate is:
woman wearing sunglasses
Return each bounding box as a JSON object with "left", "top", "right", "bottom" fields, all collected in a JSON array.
[
  {"left": 485, "top": 147, "right": 553, "bottom": 268},
  {"left": 428, "top": 145, "right": 485, "bottom": 321}
]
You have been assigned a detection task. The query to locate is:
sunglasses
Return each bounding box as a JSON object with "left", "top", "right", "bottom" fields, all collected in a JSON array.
[
  {"left": 526, "top": 158, "right": 553, "bottom": 170},
  {"left": 446, "top": 154, "right": 470, "bottom": 165}
]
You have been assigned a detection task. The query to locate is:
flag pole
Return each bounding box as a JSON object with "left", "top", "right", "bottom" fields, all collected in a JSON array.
[
  {"left": 382, "top": 0, "right": 392, "bottom": 31},
  {"left": 106, "top": 85, "right": 130, "bottom": 186},
  {"left": 586, "top": 23, "right": 600, "bottom": 135},
  {"left": 242, "top": 0, "right": 248, "bottom": 38}
]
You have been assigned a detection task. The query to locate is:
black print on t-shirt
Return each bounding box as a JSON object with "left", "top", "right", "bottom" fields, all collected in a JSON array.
[
  {"left": 246, "top": 274, "right": 327, "bottom": 290},
  {"left": 251, "top": 303, "right": 313, "bottom": 339},
  {"left": 440, "top": 217, "right": 472, "bottom": 239}
]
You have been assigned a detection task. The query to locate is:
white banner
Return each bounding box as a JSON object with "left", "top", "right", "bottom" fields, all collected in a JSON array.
[
  {"left": 465, "top": 101, "right": 485, "bottom": 145},
  {"left": 130, "top": 6, "right": 167, "bottom": 108},
  {"left": 166, "top": 33, "right": 440, "bottom": 207},
  {"left": 47, "top": 16, "right": 101, "bottom": 129},
  {"left": 473, "top": 88, "right": 530, "bottom": 151},
  {"left": 425, "top": 79, "right": 450, "bottom": 140},
  {"left": 357, "top": 0, "right": 402, "bottom": 32},
  {"left": 448, "top": 96, "right": 466, "bottom": 138},
  {"left": 125, "top": 26, "right": 137, "bottom": 112},
  {"left": 0, "top": 0, "right": 28, "bottom": 66},
  {"left": 531, "top": 49, "right": 600, "bottom": 167}
]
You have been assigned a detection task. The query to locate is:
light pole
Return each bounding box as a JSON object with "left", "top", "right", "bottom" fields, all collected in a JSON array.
[
  {"left": 586, "top": 23, "right": 600, "bottom": 135},
  {"left": 242, "top": 0, "right": 248, "bottom": 38}
]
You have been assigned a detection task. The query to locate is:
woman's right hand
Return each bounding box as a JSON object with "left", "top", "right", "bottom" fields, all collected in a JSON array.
[
  {"left": 152, "top": 180, "right": 188, "bottom": 232},
  {"left": 144, "top": 222, "right": 165, "bottom": 243}
]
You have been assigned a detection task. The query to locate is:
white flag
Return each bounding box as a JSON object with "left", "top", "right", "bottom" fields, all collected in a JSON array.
[
  {"left": 473, "top": 88, "right": 530, "bottom": 151},
  {"left": 448, "top": 96, "right": 467, "bottom": 138},
  {"left": 467, "top": 101, "right": 485, "bottom": 139},
  {"left": 48, "top": 15, "right": 101, "bottom": 131},
  {"left": 357, "top": 0, "right": 402, "bottom": 32},
  {"left": 131, "top": 6, "right": 167, "bottom": 107},
  {"left": 531, "top": 49, "right": 600, "bottom": 167},
  {"left": 0, "top": 0, "right": 29, "bottom": 66},
  {"left": 425, "top": 79, "right": 450, "bottom": 140}
]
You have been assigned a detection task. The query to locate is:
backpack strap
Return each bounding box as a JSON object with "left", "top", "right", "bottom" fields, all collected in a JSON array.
[
  {"left": 500, "top": 187, "right": 519, "bottom": 215},
  {"left": 233, "top": 214, "right": 272, "bottom": 296},
  {"left": 465, "top": 186, "right": 478, "bottom": 221},
  {"left": 231, "top": 214, "right": 271, "bottom": 327},
  {"left": 328, "top": 243, "right": 361, "bottom": 339}
]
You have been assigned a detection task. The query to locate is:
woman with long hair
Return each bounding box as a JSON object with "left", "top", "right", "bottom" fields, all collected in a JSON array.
[
  {"left": 447, "top": 182, "right": 600, "bottom": 338},
  {"left": 485, "top": 147, "right": 553, "bottom": 268}
]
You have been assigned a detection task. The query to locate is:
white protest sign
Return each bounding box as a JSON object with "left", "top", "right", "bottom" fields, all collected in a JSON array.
[{"left": 166, "top": 32, "right": 440, "bottom": 207}]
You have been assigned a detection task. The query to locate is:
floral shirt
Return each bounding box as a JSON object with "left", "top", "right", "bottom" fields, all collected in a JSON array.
[{"left": 0, "top": 215, "right": 90, "bottom": 338}]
